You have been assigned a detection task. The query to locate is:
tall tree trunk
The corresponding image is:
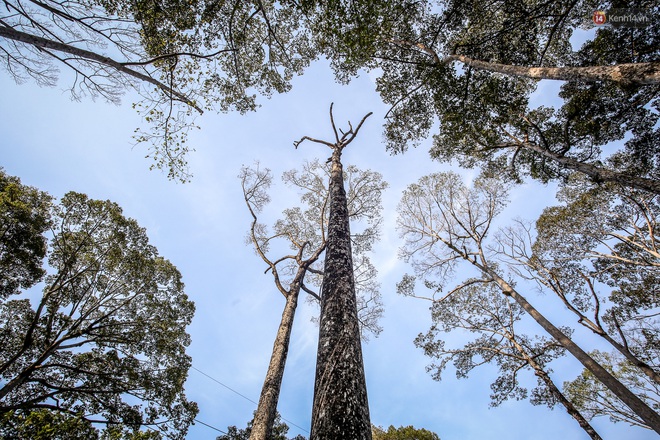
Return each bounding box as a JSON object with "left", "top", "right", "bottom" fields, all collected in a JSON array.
[
  {"left": 249, "top": 283, "right": 301, "bottom": 440},
  {"left": 310, "top": 148, "right": 372, "bottom": 440},
  {"left": 509, "top": 337, "right": 603, "bottom": 440},
  {"left": 488, "top": 270, "right": 660, "bottom": 434},
  {"left": 449, "top": 55, "right": 660, "bottom": 85},
  {"left": 390, "top": 41, "right": 660, "bottom": 84},
  {"left": 534, "top": 367, "right": 603, "bottom": 440}
]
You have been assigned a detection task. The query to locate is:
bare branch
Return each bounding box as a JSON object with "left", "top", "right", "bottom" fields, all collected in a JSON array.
[{"left": 0, "top": 25, "right": 203, "bottom": 113}]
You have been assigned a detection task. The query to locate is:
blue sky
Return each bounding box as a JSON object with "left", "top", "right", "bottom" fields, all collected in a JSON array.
[{"left": 1, "top": 56, "right": 657, "bottom": 440}]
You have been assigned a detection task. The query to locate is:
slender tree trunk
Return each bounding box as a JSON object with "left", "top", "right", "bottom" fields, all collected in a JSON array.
[
  {"left": 535, "top": 368, "right": 602, "bottom": 440},
  {"left": 310, "top": 148, "right": 372, "bottom": 440},
  {"left": 449, "top": 55, "right": 660, "bottom": 85},
  {"left": 541, "top": 280, "right": 660, "bottom": 386},
  {"left": 601, "top": 333, "right": 660, "bottom": 386},
  {"left": 509, "top": 338, "right": 602, "bottom": 440},
  {"left": 249, "top": 283, "right": 302, "bottom": 440},
  {"left": 488, "top": 270, "right": 660, "bottom": 434}
]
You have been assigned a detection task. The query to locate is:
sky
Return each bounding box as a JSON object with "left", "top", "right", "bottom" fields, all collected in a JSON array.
[{"left": 1, "top": 53, "right": 658, "bottom": 440}]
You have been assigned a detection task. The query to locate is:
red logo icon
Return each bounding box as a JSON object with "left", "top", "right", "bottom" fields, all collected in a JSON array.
[{"left": 593, "top": 10, "right": 607, "bottom": 25}]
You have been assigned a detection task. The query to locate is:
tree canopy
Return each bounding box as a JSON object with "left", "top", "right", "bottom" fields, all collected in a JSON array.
[
  {"left": 4, "top": 0, "right": 658, "bottom": 187},
  {"left": 0, "top": 0, "right": 316, "bottom": 180},
  {"left": 396, "top": 170, "right": 660, "bottom": 433},
  {"left": 3, "top": 0, "right": 660, "bottom": 438},
  {"left": 0, "top": 170, "right": 197, "bottom": 439},
  {"left": 0, "top": 169, "right": 51, "bottom": 299},
  {"left": 217, "top": 413, "right": 306, "bottom": 440},
  {"left": 241, "top": 158, "right": 387, "bottom": 339},
  {"left": 317, "top": 0, "right": 660, "bottom": 193},
  {"left": 414, "top": 281, "right": 602, "bottom": 439},
  {"left": 372, "top": 424, "right": 441, "bottom": 440},
  {"left": 565, "top": 350, "right": 660, "bottom": 430}
]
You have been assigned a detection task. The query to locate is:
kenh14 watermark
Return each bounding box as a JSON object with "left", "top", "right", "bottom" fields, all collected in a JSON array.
[{"left": 592, "top": 9, "right": 651, "bottom": 28}]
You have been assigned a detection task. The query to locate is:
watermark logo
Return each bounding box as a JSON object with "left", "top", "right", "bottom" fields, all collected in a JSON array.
[
  {"left": 593, "top": 10, "right": 607, "bottom": 25},
  {"left": 591, "top": 9, "right": 651, "bottom": 28}
]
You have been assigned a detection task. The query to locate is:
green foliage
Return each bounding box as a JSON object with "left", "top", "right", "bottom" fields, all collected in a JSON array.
[
  {"left": 395, "top": 170, "right": 657, "bottom": 434},
  {"left": 100, "top": 426, "right": 163, "bottom": 439},
  {"left": 1, "top": 0, "right": 317, "bottom": 180},
  {"left": 533, "top": 175, "right": 660, "bottom": 366},
  {"left": 415, "top": 282, "right": 567, "bottom": 408},
  {"left": 372, "top": 424, "right": 441, "bottom": 440},
  {"left": 564, "top": 351, "right": 660, "bottom": 429},
  {"left": 0, "top": 409, "right": 162, "bottom": 439},
  {"left": 0, "top": 171, "right": 197, "bottom": 439},
  {"left": 0, "top": 169, "right": 52, "bottom": 299},
  {"left": 3, "top": 0, "right": 659, "bottom": 183},
  {"left": 357, "top": 0, "right": 660, "bottom": 189},
  {"left": 0, "top": 409, "right": 98, "bottom": 439},
  {"left": 299, "top": 0, "right": 419, "bottom": 82},
  {"left": 216, "top": 413, "right": 306, "bottom": 440}
]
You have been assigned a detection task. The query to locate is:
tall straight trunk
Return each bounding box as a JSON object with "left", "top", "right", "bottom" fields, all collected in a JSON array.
[
  {"left": 548, "top": 287, "right": 660, "bottom": 386},
  {"left": 249, "top": 282, "right": 301, "bottom": 440},
  {"left": 487, "top": 270, "right": 660, "bottom": 434},
  {"left": 509, "top": 337, "right": 602, "bottom": 440},
  {"left": 310, "top": 149, "right": 372, "bottom": 440},
  {"left": 449, "top": 55, "right": 660, "bottom": 85}
]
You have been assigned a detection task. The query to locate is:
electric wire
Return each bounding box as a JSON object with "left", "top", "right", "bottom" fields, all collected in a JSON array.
[
  {"left": 194, "top": 418, "right": 228, "bottom": 434},
  {"left": 192, "top": 366, "right": 259, "bottom": 405},
  {"left": 190, "top": 365, "right": 310, "bottom": 434}
]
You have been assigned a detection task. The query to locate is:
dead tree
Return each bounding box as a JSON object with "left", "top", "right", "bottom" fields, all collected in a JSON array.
[{"left": 294, "top": 104, "right": 373, "bottom": 440}]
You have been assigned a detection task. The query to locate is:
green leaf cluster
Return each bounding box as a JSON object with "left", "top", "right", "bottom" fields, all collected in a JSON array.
[
  {"left": 372, "top": 424, "right": 441, "bottom": 440},
  {"left": 332, "top": 0, "right": 660, "bottom": 190},
  {"left": 0, "top": 169, "right": 197, "bottom": 439},
  {"left": 0, "top": 169, "right": 52, "bottom": 299},
  {"left": 564, "top": 351, "right": 660, "bottom": 429},
  {"left": 216, "top": 413, "right": 306, "bottom": 440}
]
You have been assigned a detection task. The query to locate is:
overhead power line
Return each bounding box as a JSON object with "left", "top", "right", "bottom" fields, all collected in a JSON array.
[
  {"left": 191, "top": 366, "right": 259, "bottom": 405},
  {"left": 195, "top": 418, "right": 227, "bottom": 434},
  {"left": 190, "top": 365, "right": 310, "bottom": 434}
]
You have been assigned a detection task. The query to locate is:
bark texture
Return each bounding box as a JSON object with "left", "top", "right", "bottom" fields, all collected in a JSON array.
[
  {"left": 310, "top": 149, "right": 372, "bottom": 440},
  {"left": 520, "top": 141, "right": 660, "bottom": 195},
  {"left": 250, "top": 284, "right": 301, "bottom": 440},
  {"left": 450, "top": 55, "right": 660, "bottom": 85},
  {"left": 509, "top": 338, "right": 603, "bottom": 440}
]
